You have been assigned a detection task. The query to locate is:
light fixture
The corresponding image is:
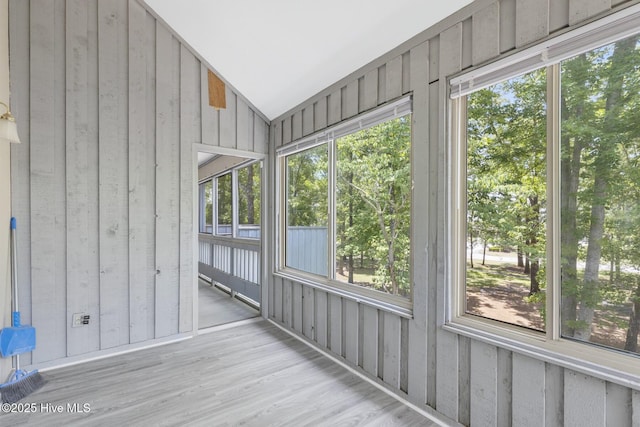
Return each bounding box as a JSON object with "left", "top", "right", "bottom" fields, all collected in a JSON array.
[{"left": 0, "top": 101, "right": 21, "bottom": 144}]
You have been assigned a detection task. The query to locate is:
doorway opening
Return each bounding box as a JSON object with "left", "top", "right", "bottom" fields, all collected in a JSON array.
[{"left": 196, "top": 148, "right": 264, "bottom": 330}]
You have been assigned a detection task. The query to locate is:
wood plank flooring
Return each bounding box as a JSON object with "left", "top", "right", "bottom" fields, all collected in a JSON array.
[
  {"left": 199, "top": 279, "right": 259, "bottom": 329},
  {"left": 0, "top": 321, "right": 440, "bottom": 426}
]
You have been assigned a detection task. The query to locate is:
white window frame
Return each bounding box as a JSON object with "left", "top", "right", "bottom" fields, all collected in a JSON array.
[
  {"left": 275, "top": 97, "right": 414, "bottom": 316},
  {"left": 446, "top": 3, "right": 640, "bottom": 388}
]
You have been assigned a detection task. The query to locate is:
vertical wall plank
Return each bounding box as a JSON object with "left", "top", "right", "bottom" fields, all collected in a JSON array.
[
  {"left": 235, "top": 97, "right": 250, "bottom": 151},
  {"left": 470, "top": 341, "right": 498, "bottom": 426},
  {"left": 314, "top": 290, "right": 328, "bottom": 348},
  {"left": 179, "top": 46, "right": 200, "bottom": 333},
  {"left": 564, "top": 370, "right": 606, "bottom": 426},
  {"left": 98, "top": 0, "right": 130, "bottom": 349},
  {"left": 154, "top": 23, "right": 180, "bottom": 338},
  {"left": 362, "top": 68, "right": 378, "bottom": 112},
  {"left": 282, "top": 279, "right": 292, "bottom": 328},
  {"left": 496, "top": 349, "right": 512, "bottom": 427},
  {"left": 253, "top": 115, "right": 268, "bottom": 154},
  {"left": 385, "top": 55, "right": 403, "bottom": 100},
  {"left": 219, "top": 87, "right": 236, "bottom": 148},
  {"left": 428, "top": 37, "right": 440, "bottom": 83},
  {"left": 439, "top": 23, "right": 462, "bottom": 78},
  {"left": 549, "top": 0, "right": 570, "bottom": 32},
  {"left": 292, "top": 282, "right": 303, "bottom": 333},
  {"left": 65, "top": 0, "right": 101, "bottom": 357},
  {"left": 302, "top": 106, "right": 313, "bottom": 136},
  {"left": 282, "top": 116, "right": 292, "bottom": 145},
  {"left": 9, "top": 0, "right": 32, "bottom": 365},
  {"left": 31, "top": 0, "right": 67, "bottom": 362},
  {"left": 472, "top": 2, "right": 500, "bottom": 65},
  {"left": 328, "top": 88, "right": 341, "bottom": 125},
  {"left": 273, "top": 276, "right": 283, "bottom": 323},
  {"left": 545, "top": 364, "right": 564, "bottom": 427},
  {"left": 377, "top": 64, "right": 387, "bottom": 104},
  {"left": 606, "top": 382, "right": 632, "bottom": 427},
  {"left": 200, "top": 64, "right": 219, "bottom": 146},
  {"left": 407, "top": 40, "right": 429, "bottom": 406},
  {"left": 329, "top": 294, "right": 342, "bottom": 355},
  {"left": 314, "top": 97, "right": 327, "bottom": 131},
  {"left": 343, "top": 300, "right": 359, "bottom": 364},
  {"left": 361, "top": 306, "right": 378, "bottom": 375},
  {"left": 401, "top": 52, "right": 411, "bottom": 95},
  {"left": 342, "top": 80, "right": 358, "bottom": 119},
  {"left": 500, "top": 0, "right": 516, "bottom": 53},
  {"left": 302, "top": 285, "right": 314, "bottom": 339},
  {"left": 383, "top": 312, "right": 401, "bottom": 389},
  {"left": 461, "top": 18, "right": 473, "bottom": 70},
  {"left": 513, "top": 353, "right": 545, "bottom": 426},
  {"left": 458, "top": 336, "right": 471, "bottom": 426},
  {"left": 632, "top": 390, "right": 640, "bottom": 427},
  {"left": 569, "top": 0, "right": 610, "bottom": 26},
  {"left": 515, "top": 0, "right": 549, "bottom": 48},
  {"left": 128, "top": 0, "right": 156, "bottom": 344},
  {"left": 292, "top": 110, "right": 302, "bottom": 141}
]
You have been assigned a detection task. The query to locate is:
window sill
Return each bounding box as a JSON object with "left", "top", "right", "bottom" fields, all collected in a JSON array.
[
  {"left": 444, "top": 315, "right": 640, "bottom": 390},
  {"left": 274, "top": 268, "right": 413, "bottom": 319}
]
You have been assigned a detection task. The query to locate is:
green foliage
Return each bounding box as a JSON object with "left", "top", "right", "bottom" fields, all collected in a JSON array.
[
  {"left": 336, "top": 116, "right": 411, "bottom": 296},
  {"left": 286, "top": 145, "right": 328, "bottom": 227}
]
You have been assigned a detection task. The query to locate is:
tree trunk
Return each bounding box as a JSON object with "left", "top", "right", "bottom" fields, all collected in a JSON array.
[
  {"left": 560, "top": 53, "right": 589, "bottom": 337},
  {"left": 517, "top": 246, "right": 524, "bottom": 268},
  {"left": 624, "top": 279, "right": 640, "bottom": 352},
  {"left": 574, "top": 38, "right": 634, "bottom": 341},
  {"left": 482, "top": 240, "right": 487, "bottom": 266},
  {"left": 528, "top": 195, "right": 540, "bottom": 295}
]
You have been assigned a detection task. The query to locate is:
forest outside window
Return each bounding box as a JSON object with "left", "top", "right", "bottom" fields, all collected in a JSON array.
[
  {"left": 279, "top": 98, "right": 412, "bottom": 303},
  {"left": 451, "top": 11, "right": 640, "bottom": 363}
]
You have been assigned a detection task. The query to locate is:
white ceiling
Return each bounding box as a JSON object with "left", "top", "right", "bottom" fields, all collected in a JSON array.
[{"left": 145, "top": 0, "right": 473, "bottom": 120}]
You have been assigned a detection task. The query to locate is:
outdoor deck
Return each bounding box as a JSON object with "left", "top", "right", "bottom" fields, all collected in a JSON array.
[{"left": 0, "top": 321, "right": 440, "bottom": 426}]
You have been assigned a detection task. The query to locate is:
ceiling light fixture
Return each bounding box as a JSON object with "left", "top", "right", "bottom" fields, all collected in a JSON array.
[{"left": 0, "top": 101, "right": 21, "bottom": 144}]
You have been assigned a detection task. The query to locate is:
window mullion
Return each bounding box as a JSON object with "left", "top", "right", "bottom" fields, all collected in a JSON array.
[
  {"left": 232, "top": 169, "right": 239, "bottom": 238},
  {"left": 328, "top": 138, "right": 336, "bottom": 280},
  {"left": 547, "top": 64, "right": 561, "bottom": 342}
]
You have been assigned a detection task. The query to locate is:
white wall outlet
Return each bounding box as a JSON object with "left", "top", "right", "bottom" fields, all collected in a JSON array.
[{"left": 72, "top": 313, "right": 90, "bottom": 328}]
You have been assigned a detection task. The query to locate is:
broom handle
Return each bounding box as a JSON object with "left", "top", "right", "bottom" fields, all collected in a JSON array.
[{"left": 10, "top": 217, "right": 17, "bottom": 316}]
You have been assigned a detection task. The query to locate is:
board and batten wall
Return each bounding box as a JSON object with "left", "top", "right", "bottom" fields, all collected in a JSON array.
[
  {"left": 269, "top": 0, "right": 640, "bottom": 425},
  {"left": 8, "top": 0, "right": 268, "bottom": 367}
]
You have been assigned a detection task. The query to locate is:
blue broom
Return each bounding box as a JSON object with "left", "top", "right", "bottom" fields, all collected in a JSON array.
[{"left": 0, "top": 218, "right": 45, "bottom": 403}]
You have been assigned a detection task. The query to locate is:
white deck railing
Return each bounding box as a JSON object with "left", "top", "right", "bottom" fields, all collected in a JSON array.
[{"left": 198, "top": 233, "right": 261, "bottom": 303}]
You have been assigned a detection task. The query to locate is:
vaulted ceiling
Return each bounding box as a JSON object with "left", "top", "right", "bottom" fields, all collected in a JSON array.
[{"left": 144, "top": 0, "right": 473, "bottom": 120}]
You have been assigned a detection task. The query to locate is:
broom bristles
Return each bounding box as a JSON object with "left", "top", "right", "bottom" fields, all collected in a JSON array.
[{"left": 0, "top": 370, "right": 46, "bottom": 403}]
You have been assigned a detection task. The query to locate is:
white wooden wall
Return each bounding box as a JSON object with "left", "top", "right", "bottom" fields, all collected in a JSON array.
[
  {"left": 269, "top": 0, "right": 640, "bottom": 425},
  {"left": 8, "top": 0, "right": 268, "bottom": 366}
]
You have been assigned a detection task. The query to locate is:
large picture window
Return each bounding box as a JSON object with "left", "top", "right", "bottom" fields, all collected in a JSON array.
[
  {"left": 278, "top": 99, "right": 412, "bottom": 303},
  {"left": 451, "top": 7, "right": 640, "bottom": 366}
]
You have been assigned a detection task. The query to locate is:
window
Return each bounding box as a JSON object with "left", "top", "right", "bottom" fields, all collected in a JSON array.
[
  {"left": 465, "top": 68, "right": 547, "bottom": 331},
  {"left": 216, "top": 173, "right": 233, "bottom": 236},
  {"left": 238, "top": 162, "right": 261, "bottom": 239},
  {"left": 278, "top": 98, "right": 412, "bottom": 305},
  {"left": 450, "top": 5, "right": 640, "bottom": 369},
  {"left": 198, "top": 160, "right": 262, "bottom": 239},
  {"left": 199, "top": 180, "right": 213, "bottom": 233}
]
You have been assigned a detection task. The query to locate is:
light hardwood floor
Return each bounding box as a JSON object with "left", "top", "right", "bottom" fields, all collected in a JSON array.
[
  {"left": 199, "top": 279, "right": 259, "bottom": 329},
  {"left": 0, "top": 321, "right": 441, "bottom": 426}
]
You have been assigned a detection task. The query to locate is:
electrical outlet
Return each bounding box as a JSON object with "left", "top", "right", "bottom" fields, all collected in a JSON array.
[{"left": 72, "top": 313, "right": 90, "bottom": 328}]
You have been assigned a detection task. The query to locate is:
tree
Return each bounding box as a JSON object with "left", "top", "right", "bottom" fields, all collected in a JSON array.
[{"left": 336, "top": 116, "right": 411, "bottom": 296}]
